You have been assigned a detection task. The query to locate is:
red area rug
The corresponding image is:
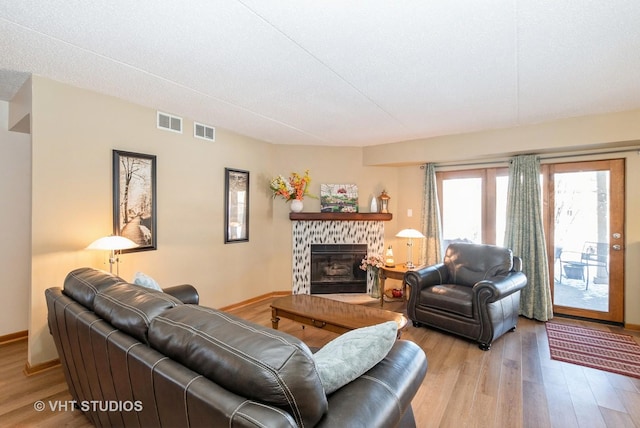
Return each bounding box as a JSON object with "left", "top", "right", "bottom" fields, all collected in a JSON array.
[{"left": 545, "top": 322, "right": 640, "bottom": 379}]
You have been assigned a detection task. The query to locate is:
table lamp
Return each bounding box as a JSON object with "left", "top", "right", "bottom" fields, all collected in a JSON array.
[
  {"left": 87, "top": 235, "right": 138, "bottom": 275},
  {"left": 395, "top": 228, "right": 425, "bottom": 269},
  {"left": 385, "top": 245, "right": 395, "bottom": 267}
]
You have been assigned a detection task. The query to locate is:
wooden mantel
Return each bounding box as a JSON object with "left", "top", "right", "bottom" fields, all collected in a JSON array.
[{"left": 289, "top": 212, "right": 393, "bottom": 221}]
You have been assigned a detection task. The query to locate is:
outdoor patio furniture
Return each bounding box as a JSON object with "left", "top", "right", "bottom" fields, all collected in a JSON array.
[{"left": 558, "top": 242, "right": 609, "bottom": 290}]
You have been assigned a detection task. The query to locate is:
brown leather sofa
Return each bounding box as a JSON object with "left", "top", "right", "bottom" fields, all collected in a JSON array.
[
  {"left": 46, "top": 267, "right": 427, "bottom": 427},
  {"left": 405, "top": 243, "right": 527, "bottom": 350}
]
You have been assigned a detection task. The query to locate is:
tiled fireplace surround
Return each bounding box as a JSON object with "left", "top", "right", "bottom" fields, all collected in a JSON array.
[{"left": 291, "top": 220, "right": 385, "bottom": 295}]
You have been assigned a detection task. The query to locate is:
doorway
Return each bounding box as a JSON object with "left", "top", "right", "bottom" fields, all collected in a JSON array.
[{"left": 547, "top": 159, "right": 625, "bottom": 323}]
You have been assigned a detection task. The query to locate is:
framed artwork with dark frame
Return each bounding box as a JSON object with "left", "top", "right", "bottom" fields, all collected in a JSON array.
[
  {"left": 113, "top": 150, "right": 157, "bottom": 252},
  {"left": 225, "top": 168, "right": 249, "bottom": 243}
]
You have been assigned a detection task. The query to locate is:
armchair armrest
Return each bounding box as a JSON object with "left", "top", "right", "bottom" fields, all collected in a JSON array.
[
  {"left": 404, "top": 263, "right": 448, "bottom": 307},
  {"left": 404, "top": 263, "right": 448, "bottom": 291},
  {"left": 162, "top": 284, "right": 199, "bottom": 304},
  {"left": 473, "top": 271, "right": 527, "bottom": 303}
]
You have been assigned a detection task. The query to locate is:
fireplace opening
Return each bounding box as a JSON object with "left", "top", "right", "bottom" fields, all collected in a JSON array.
[{"left": 310, "top": 244, "right": 367, "bottom": 294}]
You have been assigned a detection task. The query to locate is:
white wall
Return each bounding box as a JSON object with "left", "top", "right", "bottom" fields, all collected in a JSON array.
[{"left": 0, "top": 100, "right": 31, "bottom": 336}]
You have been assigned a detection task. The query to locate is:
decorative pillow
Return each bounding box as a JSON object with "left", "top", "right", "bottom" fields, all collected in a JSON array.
[
  {"left": 133, "top": 271, "right": 162, "bottom": 291},
  {"left": 313, "top": 321, "right": 398, "bottom": 394}
]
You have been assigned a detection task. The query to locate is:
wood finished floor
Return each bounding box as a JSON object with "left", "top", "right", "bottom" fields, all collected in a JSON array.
[{"left": 2, "top": 297, "right": 640, "bottom": 427}]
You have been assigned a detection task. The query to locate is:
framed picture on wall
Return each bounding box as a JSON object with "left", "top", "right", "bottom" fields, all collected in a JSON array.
[
  {"left": 320, "top": 184, "right": 359, "bottom": 213},
  {"left": 113, "top": 150, "right": 157, "bottom": 252},
  {"left": 225, "top": 168, "right": 250, "bottom": 243}
]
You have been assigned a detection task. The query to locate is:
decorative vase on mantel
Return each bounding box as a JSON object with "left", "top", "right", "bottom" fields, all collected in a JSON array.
[
  {"left": 369, "top": 267, "right": 381, "bottom": 298},
  {"left": 290, "top": 198, "right": 304, "bottom": 213}
]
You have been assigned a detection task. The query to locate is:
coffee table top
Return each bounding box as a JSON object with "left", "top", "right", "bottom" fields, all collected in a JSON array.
[{"left": 271, "top": 294, "right": 407, "bottom": 331}]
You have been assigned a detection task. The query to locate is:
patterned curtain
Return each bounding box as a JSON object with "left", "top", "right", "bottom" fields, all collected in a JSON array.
[
  {"left": 504, "top": 155, "right": 553, "bottom": 321},
  {"left": 420, "top": 163, "right": 443, "bottom": 266}
]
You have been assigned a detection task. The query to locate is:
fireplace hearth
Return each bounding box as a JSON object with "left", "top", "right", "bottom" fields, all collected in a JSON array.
[{"left": 310, "top": 244, "right": 367, "bottom": 294}]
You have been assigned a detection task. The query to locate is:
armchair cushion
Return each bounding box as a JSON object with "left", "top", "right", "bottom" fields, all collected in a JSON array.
[{"left": 423, "top": 284, "right": 473, "bottom": 317}]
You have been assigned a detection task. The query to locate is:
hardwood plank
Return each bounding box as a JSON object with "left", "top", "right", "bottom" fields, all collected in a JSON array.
[
  {"left": 496, "top": 358, "right": 523, "bottom": 428},
  {"left": 522, "top": 380, "right": 551, "bottom": 428},
  {"left": 467, "top": 392, "right": 498, "bottom": 428},
  {"left": 521, "top": 330, "right": 543, "bottom": 383},
  {"left": 618, "top": 390, "right": 640, "bottom": 427},
  {"left": 599, "top": 408, "right": 636, "bottom": 428},
  {"left": 543, "top": 377, "right": 579, "bottom": 428},
  {"left": 477, "top": 335, "right": 504, "bottom": 398},
  {"left": 439, "top": 363, "right": 482, "bottom": 426},
  {"left": 584, "top": 369, "right": 627, "bottom": 412},
  {"left": 563, "top": 363, "right": 607, "bottom": 428}
]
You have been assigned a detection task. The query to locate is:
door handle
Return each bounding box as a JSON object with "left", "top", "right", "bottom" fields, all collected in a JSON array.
[{"left": 612, "top": 244, "right": 622, "bottom": 251}]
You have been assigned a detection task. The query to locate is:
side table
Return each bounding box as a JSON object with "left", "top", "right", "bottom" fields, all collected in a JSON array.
[{"left": 379, "top": 264, "right": 423, "bottom": 307}]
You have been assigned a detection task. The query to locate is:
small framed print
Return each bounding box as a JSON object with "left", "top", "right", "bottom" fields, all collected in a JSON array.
[
  {"left": 225, "top": 168, "right": 249, "bottom": 243},
  {"left": 320, "top": 184, "right": 359, "bottom": 213},
  {"left": 113, "top": 150, "right": 157, "bottom": 252}
]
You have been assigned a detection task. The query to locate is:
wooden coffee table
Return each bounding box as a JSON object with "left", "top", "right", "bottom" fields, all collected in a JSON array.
[{"left": 270, "top": 294, "right": 408, "bottom": 336}]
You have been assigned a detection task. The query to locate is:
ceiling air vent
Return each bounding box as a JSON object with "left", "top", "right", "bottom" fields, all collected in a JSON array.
[
  {"left": 194, "top": 122, "right": 215, "bottom": 141},
  {"left": 157, "top": 111, "right": 182, "bottom": 133}
]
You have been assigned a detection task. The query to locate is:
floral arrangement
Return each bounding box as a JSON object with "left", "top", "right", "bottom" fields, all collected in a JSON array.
[
  {"left": 360, "top": 254, "right": 385, "bottom": 271},
  {"left": 270, "top": 170, "right": 315, "bottom": 201}
]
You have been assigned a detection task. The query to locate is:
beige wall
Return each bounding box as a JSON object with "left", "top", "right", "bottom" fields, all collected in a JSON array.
[
  {"left": 621, "top": 153, "right": 640, "bottom": 327},
  {"left": 0, "top": 100, "right": 31, "bottom": 337},
  {"left": 269, "top": 145, "right": 401, "bottom": 267},
  {"left": 20, "top": 75, "right": 640, "bottom": 365},
  {"left": 363, "top": 109, "right": 640, "bottom": 166},
  {"left": 28, "top": 77, "right": 279, "bottom": 364}
]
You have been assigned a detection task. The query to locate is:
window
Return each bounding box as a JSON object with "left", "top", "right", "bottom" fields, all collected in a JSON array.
[{"left": 437, "top": 168, "right": 508, "bottom": 246}]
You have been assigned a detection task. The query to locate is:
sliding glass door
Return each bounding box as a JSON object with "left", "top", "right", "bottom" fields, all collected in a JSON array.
[{"left": 547, "top": 160, "right": 625, "bottom": 323}]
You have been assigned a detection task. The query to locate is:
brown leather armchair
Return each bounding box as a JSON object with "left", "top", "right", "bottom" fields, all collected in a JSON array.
[{"left": 405, "top": 243, "right": 527, "bottom": 350}]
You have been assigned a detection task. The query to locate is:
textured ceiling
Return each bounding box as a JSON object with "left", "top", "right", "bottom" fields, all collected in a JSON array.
[{"left": 1, "top": 1, "right": 639, "bottom": 146}]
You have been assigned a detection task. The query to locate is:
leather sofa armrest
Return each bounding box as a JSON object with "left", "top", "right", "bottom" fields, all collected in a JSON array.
[
  {"left": 316, "top": 340, "right": 427, "bottom": 427},
  {"left": 162, "top": 284, "right": 199, "bottom": 305},
  {"left": 473, "top": 271, "right": 527, "bottom": 302}
]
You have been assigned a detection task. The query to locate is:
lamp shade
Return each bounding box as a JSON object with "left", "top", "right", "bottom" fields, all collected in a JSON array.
[
  {"left": 395, "top": 228, "right": 425, "bottom": 239},
  {"left": 87, "top": 235, "right": 138, "bottom": 251}
]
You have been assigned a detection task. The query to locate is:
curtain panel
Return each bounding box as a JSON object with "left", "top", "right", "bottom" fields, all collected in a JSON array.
[
  {"left": 421, "top": 163, "right": 443, "bottom": 266},
  {"left": 504, "top": 155, "right": 553, "bottom": 321}
]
